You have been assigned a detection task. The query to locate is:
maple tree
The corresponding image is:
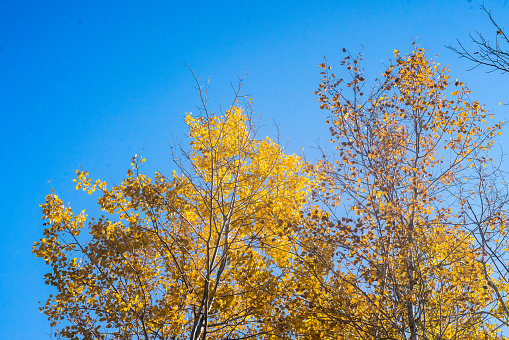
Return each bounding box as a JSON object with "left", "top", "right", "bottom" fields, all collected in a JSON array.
[
  {"left": 33, "top": 80, "right": 315, "bottom": 340},
  {"left": 298, "top": 44, "right": 506, "bottom": 339}
]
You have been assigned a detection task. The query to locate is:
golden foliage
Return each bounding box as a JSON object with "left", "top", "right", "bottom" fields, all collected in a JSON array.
[
  {"left": 34, "top": 45, "right": 507, "bottom": 340},
  {"left": 34, "top": 106, "right": 314, "bottom": 340}
]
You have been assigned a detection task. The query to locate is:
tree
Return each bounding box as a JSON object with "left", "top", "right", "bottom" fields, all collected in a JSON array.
[
  {"left": 297, "top": 44, "right": 506, "bottom": 339},
  {"left": 459, "top": 143, "right": 509, "bottom": 330},
  {"left": 33, "top": 80, "right": 315, "bottom": 340},
  {"left": 447, "top": 4, "right": 509, "bottom": 330},
  {"left": 447, "top": 4, "right": 508, "bottom": 74},
  {"left": 34, "top": 47, "right": 508, "bottom": 340}
]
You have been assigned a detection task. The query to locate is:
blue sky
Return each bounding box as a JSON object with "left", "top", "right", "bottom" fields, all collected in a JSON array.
[{"left": 0, "top": 0, "right": 508, "bottom": 338}]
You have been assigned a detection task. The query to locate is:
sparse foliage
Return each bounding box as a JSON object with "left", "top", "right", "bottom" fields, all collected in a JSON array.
[
  {"left": 303, "top": 44, "right": 505, "bottom": 339},
  {"left": 447, "top": 4, "right": 509, "bottom": 74}
]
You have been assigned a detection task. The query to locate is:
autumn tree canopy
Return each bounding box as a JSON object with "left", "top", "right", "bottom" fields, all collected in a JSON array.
[
  {"left": 296, "top": 44, "right": 506, "bottom": 340},
  {"left": 34, "top": 45, "right": 507, "bottom": 340},
  {"left": 34, "top": 91, "right": 315, "bottom": 339}
]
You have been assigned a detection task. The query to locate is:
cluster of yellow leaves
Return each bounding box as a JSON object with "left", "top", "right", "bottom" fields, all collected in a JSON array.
[{"left": 34, "top": 107, "right": 316, "bottom": 340}]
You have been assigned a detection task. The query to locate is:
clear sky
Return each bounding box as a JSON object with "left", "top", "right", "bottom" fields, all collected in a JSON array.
[{"left": 0, "top": 0, "right": 508, "bottom": 338}]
